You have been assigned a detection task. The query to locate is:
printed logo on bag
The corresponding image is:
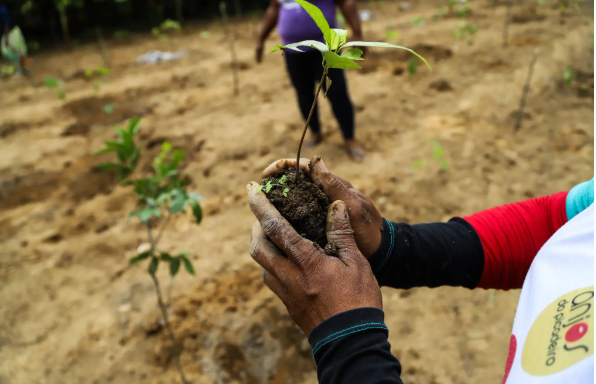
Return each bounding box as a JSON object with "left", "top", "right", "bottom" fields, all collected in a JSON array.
[{"left": 522, "top": 286, "right": 594, "bottom": 375}]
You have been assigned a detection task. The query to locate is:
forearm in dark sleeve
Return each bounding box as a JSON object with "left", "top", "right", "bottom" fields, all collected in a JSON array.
[
  {"left": 309, "top": 308, "right": 403, "bottom": 384},
  {"left": 368, "top": 218, "right": 485, "bottom": 289}
]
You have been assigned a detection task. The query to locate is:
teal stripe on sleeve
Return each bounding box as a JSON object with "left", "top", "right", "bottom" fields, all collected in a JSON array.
[{"left": 566, "top": 178, "right": 594, "bottom": 221}]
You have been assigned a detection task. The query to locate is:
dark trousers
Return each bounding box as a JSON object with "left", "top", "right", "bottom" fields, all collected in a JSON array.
[{"left": 284, "top": 50, "right": 355, "bottom": 140}]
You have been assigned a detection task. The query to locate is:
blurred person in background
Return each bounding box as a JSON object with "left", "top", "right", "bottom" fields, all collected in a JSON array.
[
  {"left": 255, "top": 0, "right": 366, "bottom": 163},
  {"left": 1, "top": 4, "right": 29, "bottom": 76},
  {"left": 247, "top": 156, "right": 594, "bottom": 384}
]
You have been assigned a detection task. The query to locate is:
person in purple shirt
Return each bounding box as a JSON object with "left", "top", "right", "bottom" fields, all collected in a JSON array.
[{"left": 256, "top": 0, "right": 366, "bottom": 162}]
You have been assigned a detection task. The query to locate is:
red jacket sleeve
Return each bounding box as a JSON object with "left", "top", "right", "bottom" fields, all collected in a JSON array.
[{"left": 464, "top": 191, "right": 569, "bottom": 290}]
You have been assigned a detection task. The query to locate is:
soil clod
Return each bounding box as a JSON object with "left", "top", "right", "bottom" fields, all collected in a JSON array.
[{"left": 261, "top": 167, "right": 330, "bottom": 247}]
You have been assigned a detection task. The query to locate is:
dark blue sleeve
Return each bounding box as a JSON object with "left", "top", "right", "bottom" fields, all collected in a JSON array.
[{"left": 308, "top": 308, "right": 403, "bottom": 384}]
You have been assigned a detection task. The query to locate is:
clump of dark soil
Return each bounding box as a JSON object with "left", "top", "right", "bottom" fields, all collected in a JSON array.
[{"left": 261, "top": 167, "right": 330, "bottom": 248}]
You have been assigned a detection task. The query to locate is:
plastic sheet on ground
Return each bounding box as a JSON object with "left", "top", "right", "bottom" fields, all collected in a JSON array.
[{"left": 136, "top": 49, "right": 186, "bottom": 64}]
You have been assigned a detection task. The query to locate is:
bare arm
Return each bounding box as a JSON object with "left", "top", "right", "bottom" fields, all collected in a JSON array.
[
  {"left": 255, "top": 0, "right": 280, "bottom": 63},
  {"left": 335, "top": 0, "right": 363, "bottom": 40}
]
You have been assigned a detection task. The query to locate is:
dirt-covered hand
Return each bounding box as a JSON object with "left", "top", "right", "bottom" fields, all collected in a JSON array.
[
  {"left": 262, "top": 156, "right": 383, "bottom": 259},
  {"left": 255, "top": 42, "right": 264, "bottom": 63},
  {"left": 247, "top": 183, "right": 382, "bottom": 335}
]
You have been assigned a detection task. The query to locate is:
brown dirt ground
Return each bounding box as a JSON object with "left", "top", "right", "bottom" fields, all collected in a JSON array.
[{"left": 0, "top": 1, "right": 593, "bottom": 383}]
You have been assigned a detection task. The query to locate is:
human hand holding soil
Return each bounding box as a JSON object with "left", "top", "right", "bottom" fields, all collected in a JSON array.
[
  {"left": 262, "top": 156, "right": 383, "bottom": 259},
  {"left": 247, "top": 186, "right": 382, "bottom": 335}
]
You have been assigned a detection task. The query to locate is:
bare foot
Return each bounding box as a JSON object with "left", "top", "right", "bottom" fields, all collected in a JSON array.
[
  {"left": 345, "top": 140, "right": 366, "bottom": 163},
  {"left": 305, "top": 133, "right": 323, "bottom": 148}
]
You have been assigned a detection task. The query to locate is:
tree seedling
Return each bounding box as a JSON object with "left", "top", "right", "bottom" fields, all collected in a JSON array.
[
  {"left": 85, "top": 66, "right": 111, "bottom": 93},
  {"left": 1, "top": 65, "right": 15, "bottom": 77},
  {"left": 564, "top": 67, "right": 575, "bottom": 86},
  {"left": 514, "top": 49, "right": 539, "bottom": 131},
  {"left": 453, "top": 21, "right": 478, "bottom": 45},
  {"left": 269, "top": 0, "right": 431, "bottom": 180},
  {"left": 455, "top": 3, "right": 471, "bottom": 18},
  {"left": 220, "top": 2, "right": 240, "bottom": 96},
  {"left": 385, "top": 28, "right": 399, "bottom": 40},
  {"left": 104, "top": 103, "right": 114, "bottom": 114},
  {"left": 44, "top": 75, "right": 66, "bottom": 100},
  {"left": 412, "top": 141, "right": 449, "bottom": 171},
  {"left": 95, "top": 117, "right": 201, "bottom": 384},
  {"left": 152, "top": 19, "right": 182, "bottom": 41},
  {"left": 408, "top": 58, "right": 418, "bottom": 76}
]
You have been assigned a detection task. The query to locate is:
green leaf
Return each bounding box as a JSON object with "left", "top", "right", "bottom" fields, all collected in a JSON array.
[
  {"left": 408, "top": 58, "right": 418, "bottom": 76},
  {"left": 169, "top": 189, "right": 187, "bottom": 213},
  {"left": 44, "top": 76, "right": 59, "bottom": 88},
  {"left": 129, "top": 147, "right": 140, "bottom": 169},
  {"left": 328, "top": 28, "right": 348, "bottom": 51},
  {"left": 96, "top": 67, "right": 111, "bottom": 75},
  {"left": 283, "top": 187, "right": 289, "bottom": 197},
  {"left": 385, "top": 29, "right": 399, "bottom": 40},
  {"left": 97, "top": 162, "right": 122, "bottom": 171},
  {"left": 412, "top": 160, "right": 424, "bottom": 169},
  {"left": 341, "top": 42, "right": 432, "bottom": 70},
  {"left": 270, "top": 40, "right": 329, "bottom": 54},
  {"left": 322, "top": 51, "right": 361, "bottom": 69},
  {"left": 148, "top": 257, "right": 159, "bottom": 275},
  {"left": 128, "top": 117, "right": 142, "bottom": 135},
  {"left": 130, "top": 207, "right": 162, "bottom": 223},
  {"left": 564, "top": 68, "right": 575, "bottom": 86},
  {"left": 84, "top": 69, "right": 93, "bottom": 77},
  {"left": 279, "top": 175, "right": 287, "bottom": 184},
  {"left": 439, "top": 159, "right": 449, "bottom": 171},
  {"left": 104, "top": 103, "right": 114, "bottom": 114},
  {"left": 58, "top": 91, "right": 66, "bottom": 100},
  {"left": 413, "top": 17, "right": 424, "bottom": 25},
  {"left": 160, "top": 252, "right": 172, "bottom": 261},
  {"left": 265, "top": 181, "right": 273, "bottom": 193},
  {"left": 188, "top": 192, "right": 204, "bottom": 201},
  {"left": 182, "top": 256, "right": 195, "bottom": 275},
  {"left": 433, "top": 146, "right": 444, "bottom": 158},
  {"left": 340, "top": 48, "right": 364, "bottom": 61},
  {"left": 294, "top": 0, "right": 332, "bottom": 48},
  {"left": 129, "top": 251, "right": 151, "bottom": 263},
  {"left": 189, "top": 200, "right": 203, "bottom": 224},
  {"left": 255, "top": 185, "right": 263, "bottom": 193},
  {"left": 170, "top": 257, "right": 180, "bottom": 276}
]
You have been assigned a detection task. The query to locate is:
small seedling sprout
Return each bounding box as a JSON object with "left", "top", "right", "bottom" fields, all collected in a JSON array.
[
  {"left": 269, "top": 0, "right": 431, "bottom": 181},
  {"left": 564, "top": 67, "right": 575, "bottom": 86},
  {"left": 385, "top": 29, "right": 399, "bottom": 40},
  {"left": 256, "top": 174, "right": 290, "bottom": 196}
]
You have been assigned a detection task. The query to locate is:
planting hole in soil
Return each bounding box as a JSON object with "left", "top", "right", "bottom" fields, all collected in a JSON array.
[{"left": 260, "top": 167, "right": 331, "bottom": 250}]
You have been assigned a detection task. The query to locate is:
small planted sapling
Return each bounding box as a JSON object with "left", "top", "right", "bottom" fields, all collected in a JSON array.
[
  {"left": 453, "top": 21, "right": 478, "bottom": 45},
  {"left": 95, "top": 117, "right": 202, "bottom": 384},
  {"left": 152, "top": 19, "right": 182, "bottom": 41},
  {"left": 44, "top": 75, "right": 66, "bottom": 100},
  {"left": 258, "top": 0, "right": 431, "bottom": 248},
  {"left": 85, "top": 66, "right": 111, "bottom": 93},
  {"left": 408, "top": 58, "right": 418, "bottom": 76},
  {"left": 412, "top": 141, "right": 449, "bottom": 171}
]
